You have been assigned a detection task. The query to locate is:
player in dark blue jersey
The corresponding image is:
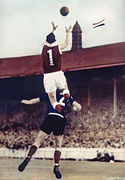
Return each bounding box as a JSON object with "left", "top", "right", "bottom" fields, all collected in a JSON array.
[{"left": 18, "top": 91, "right": 81, "bottom": 179}]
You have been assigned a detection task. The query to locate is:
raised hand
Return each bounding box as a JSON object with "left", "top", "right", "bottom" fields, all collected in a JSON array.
[
  {"left": 65, "top": 25, "right": 72, "bottom": 33},
  {"left": 51, "top": 21, "right": 58, "bottom": 32}
]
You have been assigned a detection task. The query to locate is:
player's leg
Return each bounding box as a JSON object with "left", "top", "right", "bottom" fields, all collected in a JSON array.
[
  {"left": 61, "top": 80, "right": 72, "bottom": 113},
  {"left": 62, "top": 80, "right": 70, "bottom": 99},
  {"left": 56, "top": 72, "right": 71, "bottom": 112},
  {"left": 43, "top": 74, "right": 63, "bottom": 113},
  {"left": 56, "top": 72, "right": 70, "bottom": 99},
  {"left": 53, "top": 135, "right": 63, "bottom": 179},
  {"left": 52, "top": 115, "right": 66, "bottom": 178},
  {"left": 47, "top": 91, "right": 63, "bottom": 113},
  {"left": 18, "top": 131, "right": 47, "bottom": 172}
]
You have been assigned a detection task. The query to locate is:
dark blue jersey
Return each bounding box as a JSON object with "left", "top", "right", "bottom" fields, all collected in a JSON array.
[{"left": 40, "top": 92, "right": 74, "bottom": 117}]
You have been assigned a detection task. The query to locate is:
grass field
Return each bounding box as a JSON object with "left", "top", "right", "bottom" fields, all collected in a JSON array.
[{"left": 0, "top": 158, "right": 125, "bottom": 180}]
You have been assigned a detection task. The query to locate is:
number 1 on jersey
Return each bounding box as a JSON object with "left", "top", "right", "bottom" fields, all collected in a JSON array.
[{"left": 47, "top": 49, "right": 54, "bottom": 66}]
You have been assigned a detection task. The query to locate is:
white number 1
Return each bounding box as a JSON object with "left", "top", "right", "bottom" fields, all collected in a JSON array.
[{"left": 47, "top": 49, "right": 54, "bottom": 66}]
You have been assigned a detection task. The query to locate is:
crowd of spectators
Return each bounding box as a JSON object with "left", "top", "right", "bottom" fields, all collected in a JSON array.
[{"left": 0, "top": 81, "right": 125, "bottom": 150}]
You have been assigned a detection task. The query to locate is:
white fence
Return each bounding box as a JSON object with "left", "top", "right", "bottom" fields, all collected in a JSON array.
[{"left": 0, "top": 148, "right": 125, "bottom": 161}]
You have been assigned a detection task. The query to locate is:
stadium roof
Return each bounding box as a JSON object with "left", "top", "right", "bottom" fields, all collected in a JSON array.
[{"left": 0, "top": 42, "right": 125, "bottom": 79}]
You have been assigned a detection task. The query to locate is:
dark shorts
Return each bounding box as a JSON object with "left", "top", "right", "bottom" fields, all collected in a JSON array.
[{"left": 40, "top": 114, "right": 66, "bottom": 136}]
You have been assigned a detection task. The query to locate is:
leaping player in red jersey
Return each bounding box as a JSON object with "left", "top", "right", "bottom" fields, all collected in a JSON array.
[{"left": 41, "top": 22, "right": 72, "bottom": 113}]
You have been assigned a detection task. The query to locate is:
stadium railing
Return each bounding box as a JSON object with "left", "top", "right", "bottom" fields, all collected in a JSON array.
[{"left": 0, "top": 148, "right": 125, "bottom": 161}]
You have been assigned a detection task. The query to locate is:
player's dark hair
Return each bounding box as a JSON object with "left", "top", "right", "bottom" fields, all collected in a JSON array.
[{"left": 46, "top": 33, "right": 56, "bottom": 44}]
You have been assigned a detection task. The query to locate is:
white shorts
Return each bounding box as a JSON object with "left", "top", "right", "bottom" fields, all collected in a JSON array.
[{"left": 43, "top": 71, "right": 67, "bottom": 93}]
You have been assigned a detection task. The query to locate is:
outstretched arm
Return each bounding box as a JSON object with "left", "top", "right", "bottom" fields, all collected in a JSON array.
[
  {"left": 21, "top": 97, "right": 40, "bottom": 105},
  {"left": 60, "top": 25, "right": 72, "bottom": 50}
]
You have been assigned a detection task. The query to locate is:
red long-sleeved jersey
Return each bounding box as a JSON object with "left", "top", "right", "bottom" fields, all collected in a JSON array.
[{"left": 41, "top": 45, "right": 61, "bottom": 74}]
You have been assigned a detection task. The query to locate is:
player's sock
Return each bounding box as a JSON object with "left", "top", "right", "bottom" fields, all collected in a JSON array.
[
  {"left": 53, "top": 150, "right": 62, "bottom": 178},
  {"left": 18, "top": 145, "right": 37, "bottom": 172},
  {"left": 55, "top": 104, "right": 63, "bottom": 113},
  {"left": 27, "top": 145, "right": 37, "bottom": 157},
  {"left": 53, "top": 102, "right": 63, "bottom": 113},
  {"left": 64, "top": 93, "right": 70, "bottom": 99},
  {"left": 53, "top": 164, "right": 62, "bottom": 179},
  {"left": 54, "top": 150, "right": 61, "bottom": 163},
  {"left": 18, "top": 157, "right": 30, "bottom": 172},
  {"left": 62, "top": 89, "right": 71, "bottom": 113},
  {"left": 63, "top": 97, "right": 71, "bottom": 113},
  {"left": 63, "top": 89, "right": 70, "bottom": 100}
]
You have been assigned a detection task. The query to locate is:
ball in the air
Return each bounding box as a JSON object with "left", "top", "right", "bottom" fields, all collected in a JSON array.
[{"left": 60, "top": 6, "right": 69, "bottom": 16}]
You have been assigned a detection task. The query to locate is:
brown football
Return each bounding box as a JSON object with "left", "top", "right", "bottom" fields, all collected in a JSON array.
[{"left": 60, "top": 6, "right": 69, "bottom": 16}]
